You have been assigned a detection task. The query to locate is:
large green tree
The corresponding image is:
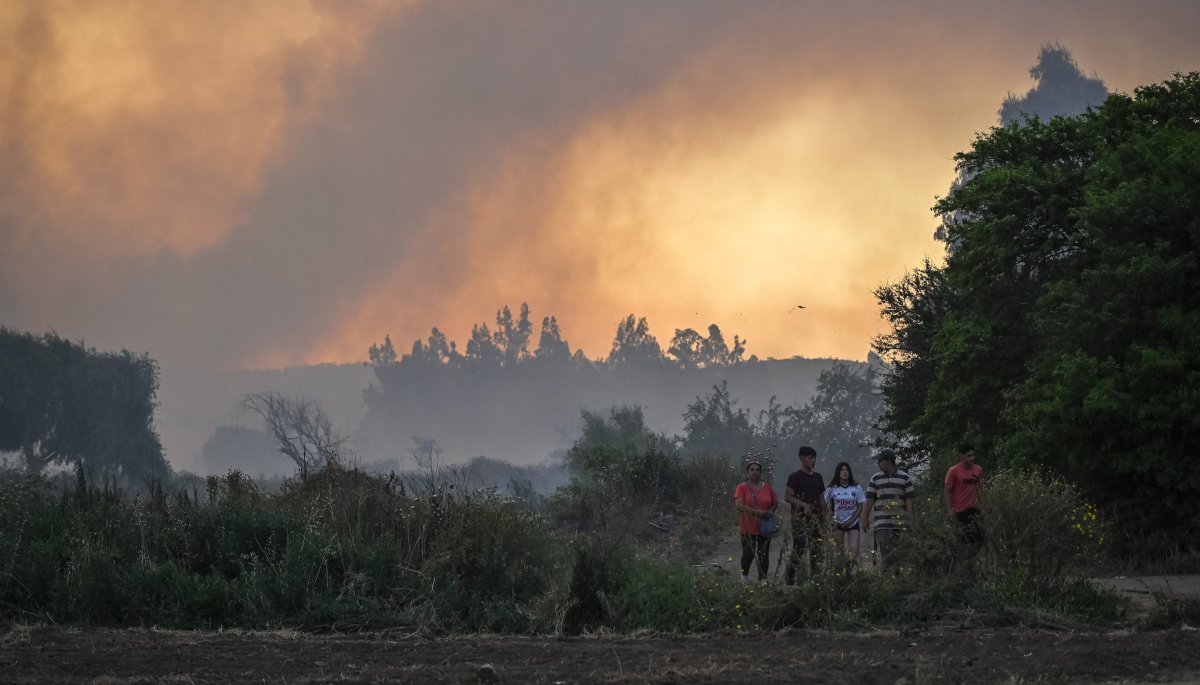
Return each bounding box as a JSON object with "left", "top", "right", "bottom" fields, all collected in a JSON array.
[
  {"left": 784, "top": 364, "right": 885, "bottom": 479},
  {"left": 0, "top": 328, "right": 167, "bottom": 482},
  {"left": 875, "top": 72, "right": 1200, "bottom": 538}
]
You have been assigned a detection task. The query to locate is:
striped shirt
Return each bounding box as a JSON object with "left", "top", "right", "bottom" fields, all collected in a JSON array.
[{"left": 865, "top": 469, "right": 915, "bottom": 530}]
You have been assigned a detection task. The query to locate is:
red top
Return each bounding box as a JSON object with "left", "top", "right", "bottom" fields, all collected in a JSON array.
[
  {"left": 944, "top": 462, "right": 984, "bottom": 513},
  {"left": 733, "top": 481, "right": 778, "bottom": 535}
]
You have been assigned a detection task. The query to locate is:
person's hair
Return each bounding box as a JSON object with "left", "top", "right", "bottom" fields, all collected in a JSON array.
[
  {"left": 831, "top": 461, "right": 856, "bottom": 486},
  {"left": 876, "top": 449, "right": 897, "bottom": 465},
  {"left": 797, "top": 446, "right": 817, "bottom": 458},
  {"left": 958, "top": 443, "right": 975, "bottom": 455},
  {"left": 745, "top": 460, "right": 763, "bottom": 475}
]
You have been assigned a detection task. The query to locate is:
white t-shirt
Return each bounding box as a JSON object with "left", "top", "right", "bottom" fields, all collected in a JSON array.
[{"left": 825, "top": 484, "right": 867, "bottom": 525}]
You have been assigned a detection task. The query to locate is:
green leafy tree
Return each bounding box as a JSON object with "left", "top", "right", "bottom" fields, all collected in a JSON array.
[
  {"left": 564, "top": 405, "right": 681, "bottom": 502},
  {"left": 678, "top": 382, "right": 756, "bottom": 460},
  {"left": 873, "top": 260, "right": 956, "bottom": 464},
  {"left": 786, "top": 364, "right": 884, "bottom": 477},
  {"left": 875, "top": 72, "right": 1200, "bottom": 539},
  {"left": 570, "top": 405, "right": 660, "bottom": 461}
]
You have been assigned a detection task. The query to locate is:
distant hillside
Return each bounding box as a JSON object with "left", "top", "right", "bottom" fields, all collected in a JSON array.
[
  {"left": 162, "top": 355, "right": 862, "bottom": 475},
  {"left": 357, "top": 356, "right": 859, "bottom": 467}
]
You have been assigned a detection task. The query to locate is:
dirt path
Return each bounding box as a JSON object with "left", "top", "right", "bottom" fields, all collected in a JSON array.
[
  {"left": 1091, "top": 575, "right": 1200, "bottom": 616},
  {"left": 2, "top": 624, "right": 1200, "bottom": 684},
  {"left": 702, "top": 531, "right": 891, "bottom": 582}
]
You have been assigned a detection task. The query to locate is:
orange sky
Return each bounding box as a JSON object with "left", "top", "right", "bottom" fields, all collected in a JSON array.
[{"left": 4, "top": 1, "right": 1200, "bottom": 370}]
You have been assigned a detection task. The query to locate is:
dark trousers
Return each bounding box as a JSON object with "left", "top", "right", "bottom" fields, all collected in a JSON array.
[
  {"left": 785, "top": 517, "right": 823, "bottom": 584},
  {"left": 740, "top": 534, "right": 771, "bottom": 579},
  {"left": 874, "top": 527, "right": 901, "bottom": 570}
]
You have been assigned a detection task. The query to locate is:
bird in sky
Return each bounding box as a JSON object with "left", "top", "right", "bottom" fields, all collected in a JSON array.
[{"left": 789, "top": 304, "right": 806, "bottom": 313}]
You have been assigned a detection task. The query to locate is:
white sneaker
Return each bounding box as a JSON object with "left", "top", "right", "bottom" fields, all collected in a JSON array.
[{"left": 740, "top": 574, "right": 751, "bottom": 585}]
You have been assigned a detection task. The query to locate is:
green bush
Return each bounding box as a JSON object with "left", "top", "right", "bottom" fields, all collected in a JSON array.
[{"left": 887, "top": 468, "right": 1117, "bottom": 621}]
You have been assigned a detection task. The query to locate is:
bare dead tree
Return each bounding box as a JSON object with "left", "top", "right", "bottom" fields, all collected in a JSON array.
[{"left": 237, "top": 392, "right": 349, "bottom": 478}]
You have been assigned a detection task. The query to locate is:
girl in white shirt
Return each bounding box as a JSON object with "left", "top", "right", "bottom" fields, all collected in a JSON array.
[{"left": 824, "top": 461, "right": 867, "bottom": 569}]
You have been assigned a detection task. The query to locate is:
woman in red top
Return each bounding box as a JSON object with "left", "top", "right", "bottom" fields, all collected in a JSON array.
[{"left": 733, "top": 461, "right": 779, "bottom": 584}]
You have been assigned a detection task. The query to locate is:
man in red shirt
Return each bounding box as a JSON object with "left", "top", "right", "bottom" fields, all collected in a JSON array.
[{"left": 944, "top": 443, "right": 984, "bottom": 558}]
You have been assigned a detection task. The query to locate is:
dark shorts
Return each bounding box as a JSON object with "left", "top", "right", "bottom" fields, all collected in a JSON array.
[
  {"left": 833, "top": 521, "right": 860, "bottom": 532},
  {"left": 955, "top": 508, "right": 982, "bottom": 543}
]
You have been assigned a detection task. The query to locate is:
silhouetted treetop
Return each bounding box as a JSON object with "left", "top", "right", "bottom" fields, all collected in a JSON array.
[
  {"left": 369, "top": 304, "right": 749, "bottom": 372},
  {"left": 1000, "top": 44, "right": 1108, "bottom": 125},
  {"left": 607, "top": 315, "right": 663, "bottom": 369},
  {"left": 668, "top": 324, "right": 746, "bottom": 368}
]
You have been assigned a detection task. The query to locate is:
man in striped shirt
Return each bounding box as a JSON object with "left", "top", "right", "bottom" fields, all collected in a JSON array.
[{"left": 863, "top": 449, "right": 915, "bottom": 571}]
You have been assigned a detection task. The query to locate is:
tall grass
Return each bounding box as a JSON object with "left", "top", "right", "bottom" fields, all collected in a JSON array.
[
  {"left": 0, "top": 465, "right": 556, "bottom": 630},
  {"left": 0, "top": 460, "right": 1119, "bottom": 632}
]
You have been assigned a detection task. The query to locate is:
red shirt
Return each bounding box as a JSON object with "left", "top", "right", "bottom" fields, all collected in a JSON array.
[
  {"left": 945, "top": 462, "right": 984, "bottom": 513},
  {"left": 733, "top": 481, "right": 778, "bottom": 535}
]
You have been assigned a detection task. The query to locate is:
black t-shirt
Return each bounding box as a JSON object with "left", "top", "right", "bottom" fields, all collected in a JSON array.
[{"left": 786, "top": 469, "right": 826, "bottom": 516}]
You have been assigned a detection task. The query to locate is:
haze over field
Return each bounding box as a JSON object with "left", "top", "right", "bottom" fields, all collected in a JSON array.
[{"left": 3, "top": 1, "right": 1199, "bottom": 469}]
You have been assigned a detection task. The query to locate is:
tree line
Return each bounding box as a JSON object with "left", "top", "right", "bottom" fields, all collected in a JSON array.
[
  {"left": 358, "top": 307, "right": 857, "bottom": 470},
  {"left": 569, "top": 361, "right": 885, "bottom": 485},
  {"left": 369, "top": 305, "right": 750, "bottom": 371}
]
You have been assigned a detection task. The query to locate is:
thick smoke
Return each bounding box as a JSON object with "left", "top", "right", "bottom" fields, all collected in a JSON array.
[{"left": 3, "top": 2, "right": 1200, "bottom": 468}]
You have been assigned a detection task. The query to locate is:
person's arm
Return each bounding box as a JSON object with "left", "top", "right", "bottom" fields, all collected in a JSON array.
[
  {"left": 785, "top": 486, "right": 812, "bottom": 516},
  {"left": 734, "top": 486, "right": 767, "bottom": 518},
  {"left": 903, "top": 475, "right": 917, "bottom": 518},
  {"left": 944, "top": 477, "right": 955, "bottom": 518},
  {"left": 734, "top": 494, "right": 758, "bottom": 517},
  {"left": 853, "top": 487, "right": 867, "bottom": 528},
  {"left": 863, "top": 482, "right": 876, "bottom": 532},
  {"left": 766, "top": 486, "right": 779, "bottom": 516}
]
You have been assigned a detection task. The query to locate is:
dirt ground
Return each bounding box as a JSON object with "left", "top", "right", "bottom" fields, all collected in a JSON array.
[{"left": 2, "top": 624, "right": 1200, "bottom": 685}]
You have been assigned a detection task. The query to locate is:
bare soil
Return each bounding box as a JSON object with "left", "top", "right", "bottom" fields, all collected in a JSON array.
[{"left": 2, "top": 624, "right": 1200, "bottom": 685}]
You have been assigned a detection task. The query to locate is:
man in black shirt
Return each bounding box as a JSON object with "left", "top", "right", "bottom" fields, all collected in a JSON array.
[{"left": 784, "top": 445, "right": 827, "bottom": 584}]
